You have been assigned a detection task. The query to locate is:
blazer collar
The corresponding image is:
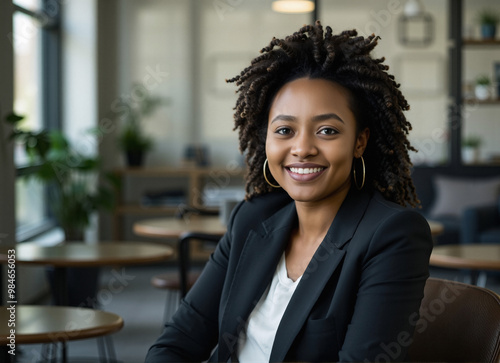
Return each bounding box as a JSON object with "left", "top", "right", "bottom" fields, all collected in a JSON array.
[
  {"left": 270, "top": 188, "right": 371, "bottom": 361},
  {"left": 218, "top": 201, "right": 296, "bottom": 361},
  {"left": 218, "top": 188, "right": 372, "bottom": 362}
]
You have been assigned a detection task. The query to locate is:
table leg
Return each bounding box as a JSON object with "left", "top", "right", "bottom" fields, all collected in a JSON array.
[
  {"left": 53, "top": 267, "right": 68, "bottom": 306},
  {"left": 466, "top": 270, "right": 488, "bottom": 287},
  {"left": 52, "top": 267, "right": 68, "bottom": 363},
  {"left": 476, "top": 271, "right": 488, "bottom": 287}
]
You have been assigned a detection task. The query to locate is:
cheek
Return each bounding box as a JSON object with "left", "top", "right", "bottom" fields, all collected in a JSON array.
[{"left": 265, "top": 132, "right": 281, "bottom": 159}]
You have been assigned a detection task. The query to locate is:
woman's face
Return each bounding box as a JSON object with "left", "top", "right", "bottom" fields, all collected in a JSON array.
[{"left": 266, "top": 77, "right": 369, "bottom": 204}]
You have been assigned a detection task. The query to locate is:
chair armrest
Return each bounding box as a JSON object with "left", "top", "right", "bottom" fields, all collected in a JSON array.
[{"left": 461, "top": 205, "right": 499, "bottom": 244}]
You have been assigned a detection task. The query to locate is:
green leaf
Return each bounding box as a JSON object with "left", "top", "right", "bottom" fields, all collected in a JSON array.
[{"left": 5, "top": 112, "right": 25, "bottom": 124}]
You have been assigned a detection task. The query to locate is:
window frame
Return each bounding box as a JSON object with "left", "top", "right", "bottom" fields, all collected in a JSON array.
[{"left": 13, "top": 0, "right": 61, "bottom": 241}]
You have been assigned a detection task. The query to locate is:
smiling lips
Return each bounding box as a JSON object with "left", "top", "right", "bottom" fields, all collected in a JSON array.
[{"left": 285, "top": 165, "right": 326, "bottom": 182}]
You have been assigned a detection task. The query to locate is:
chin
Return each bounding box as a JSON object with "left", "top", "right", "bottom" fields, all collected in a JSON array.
[{"left": 283, "top": 188, "right": 322, "bottom": 203}]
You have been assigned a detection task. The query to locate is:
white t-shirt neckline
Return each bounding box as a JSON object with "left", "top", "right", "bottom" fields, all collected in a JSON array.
[{"left": 237, "top": 253, "right": 302, "bottom": 362}]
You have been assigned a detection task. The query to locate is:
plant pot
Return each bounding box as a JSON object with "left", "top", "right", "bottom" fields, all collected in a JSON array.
[
  {"left": 462, "top": 147, "right": 480, "bottom": 164},
  {"left": 481, "top": 24, "right": 497, "bottom": 39},
  {"left": 126, "top": 150, "right": 144, "bottom": 167},
  {"left": 475, "top": 84, "right": 490, "bottom": 100}
]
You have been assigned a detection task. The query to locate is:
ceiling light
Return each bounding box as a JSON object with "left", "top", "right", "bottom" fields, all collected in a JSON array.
[
  {"left": 404, "top": 0, "right": 423, "bottom": 18},
  {"left": 272, "top": 0, "right": 315, "bottom": 14}
]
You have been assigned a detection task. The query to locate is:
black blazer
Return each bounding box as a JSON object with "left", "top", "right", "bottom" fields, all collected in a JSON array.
[{"left": 145, "top": 188, "right": 433, "bottom": 362}]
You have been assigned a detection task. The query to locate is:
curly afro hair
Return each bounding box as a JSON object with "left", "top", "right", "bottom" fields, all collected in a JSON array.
[{"left": 227, "top": 21, "right": 419, "bottom": 207}]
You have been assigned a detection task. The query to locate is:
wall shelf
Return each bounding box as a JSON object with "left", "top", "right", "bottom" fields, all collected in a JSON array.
[
  {"left": 112, "top": 166, "right": 245, "bottom": 240},
  {"left": 463, "top": 39, "right": 500, "bottom": 46},
  {"left": 463, "top": 98, "right": 500, "bottom": 105}
]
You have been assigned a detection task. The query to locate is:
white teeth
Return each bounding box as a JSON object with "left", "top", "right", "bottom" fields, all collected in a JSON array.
[{"left": 289, "top": 167, "right": 323, "bottom": 174}]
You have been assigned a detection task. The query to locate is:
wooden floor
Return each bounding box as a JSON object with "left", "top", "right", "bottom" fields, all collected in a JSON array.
[{"left": 14, "top": 264, "right": 500, "bottom": 363}]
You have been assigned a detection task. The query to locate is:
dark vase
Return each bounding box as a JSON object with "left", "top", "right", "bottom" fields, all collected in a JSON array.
[
  {"left": 126, "top": 150, "right": 144, "bottom": 167},
  {"left": 481, "top": 24, "right": 497, "bottom": 39}
]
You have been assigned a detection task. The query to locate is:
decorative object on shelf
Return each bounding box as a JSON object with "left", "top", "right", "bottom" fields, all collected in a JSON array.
[
  {"left": 461, "top": 135, "right": 482, "bottom": 164},
  {"left": 271, "top": 0, "right": 314, "bottom": 13},
  {"left": 476, "top": 8, "right": 499, "bottom": 40},
  {"left": 117, "top": 83, "right": 165, "bottom": 167},
  {"left": 398, "top": 0, "right": 434, "bottom": 47},
  {"left": 474, "top": 75, "right": 492, "bottom": 100}
]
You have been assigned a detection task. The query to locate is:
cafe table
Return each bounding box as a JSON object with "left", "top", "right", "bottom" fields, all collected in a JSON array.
[
  {"left": 430, "top": 244, "right": 500, "bottom": 287},
  {"left": 0, "top": 305, "right": 123, "bottom": 363},
  {"left": 0, "top": 241, "right": 174, "bottom": 306},
  {"left": 133, "top": 215, "right": 226, "bottom": 239},
  {"left": 133, "top": 215, "right": 225, "bottom": 297},
  {"left": 0, "top": 241, "right": 173, "bottom": 362}
]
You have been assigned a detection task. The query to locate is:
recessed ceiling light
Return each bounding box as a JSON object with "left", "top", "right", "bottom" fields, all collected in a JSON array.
[{"left": 272, "top": 0, "right": 315, "bottom": 14}]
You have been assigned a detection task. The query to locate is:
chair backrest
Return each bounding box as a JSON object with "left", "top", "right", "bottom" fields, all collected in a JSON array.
[
  {"left": 408, "top": 277, "right": 500, "bottom": 362},
  {"left": 178, "top": 231, "right": 222, "bottom": 297}
]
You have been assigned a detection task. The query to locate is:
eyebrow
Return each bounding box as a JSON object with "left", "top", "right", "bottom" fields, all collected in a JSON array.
[{"left": 270, "top": 113, "right": 345, "bottom": 124}]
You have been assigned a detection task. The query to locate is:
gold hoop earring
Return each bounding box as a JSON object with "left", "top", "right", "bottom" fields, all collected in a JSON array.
[
  {"left": 263, "top": 159, "right": 281, "bottom": 188},
  {"left": 353, "top": 156, "right": 365, "bottom": 190}
]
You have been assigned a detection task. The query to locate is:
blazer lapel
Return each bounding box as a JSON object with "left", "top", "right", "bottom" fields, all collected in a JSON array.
[
  {"left": 218, "top": 201, "right": 297, "bottom": 362},
  {"left": 270, "top": 189, "right": 371, "bottom": 362}
]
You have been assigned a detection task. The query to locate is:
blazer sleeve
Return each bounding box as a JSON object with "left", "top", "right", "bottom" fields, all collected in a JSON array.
[
  {"left": 338, "top": 210, "right": 433, "bottom": 362},
  {"left": 144, "top": 201, "right": 243, "bottom": 363}
]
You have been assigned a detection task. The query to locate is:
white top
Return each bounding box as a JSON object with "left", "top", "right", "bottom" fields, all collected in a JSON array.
[{"left": 237, "top": 253, "right": 302, "bottom": 362}]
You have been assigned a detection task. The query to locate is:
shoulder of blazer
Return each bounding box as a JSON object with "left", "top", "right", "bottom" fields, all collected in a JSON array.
[{"left": 230, "top": 190, "right": 294, "bottom": 235}]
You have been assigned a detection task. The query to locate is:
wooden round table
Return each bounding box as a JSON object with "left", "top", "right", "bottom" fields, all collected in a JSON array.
[
  {"left": 430, "top": 244, "right": 500, "bottom": 286},
  {"left": 0, "top": 241, "right": 174, "bottom": 267},
  {"left": 0, "top": 241, "right": 174, "bottom": 305},
  {"left": 0, "top": 305, "right": 123, "bottom": 362},
  {"left": 133, "top": 215, "right": 226, "bottom": 239},
  {"left": 0, "top": 242, "right": 172, "bottom": 362}
]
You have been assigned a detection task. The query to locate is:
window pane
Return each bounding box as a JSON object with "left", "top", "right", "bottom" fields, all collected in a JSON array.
[
  {"left": 13, "top": 10, "right": 43, "bottom": 167},
  {"left": 15, "top": 177, "right": 46, "bottom": 232},
  {"left": 13, "top": 0, "right": 41, "bottom": 12},
  {"left": 13, "top": 9, "right": 48, "bottom": 237}
]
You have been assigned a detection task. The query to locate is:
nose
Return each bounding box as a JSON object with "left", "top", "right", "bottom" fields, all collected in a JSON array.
[{"left": 291, "top": 132, "right": 318, "bottom": 159}]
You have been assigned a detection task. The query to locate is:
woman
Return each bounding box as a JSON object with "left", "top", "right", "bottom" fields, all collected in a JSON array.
[{"left": 145, "top": 22, "right": 433, "bottom": 362}]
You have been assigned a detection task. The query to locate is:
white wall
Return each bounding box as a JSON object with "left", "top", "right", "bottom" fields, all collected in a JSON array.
[
  {"left": 62, "top": 0, "right": 98, "bottom": 156},
  {"left": 117, "top": 0, "right": 192, "bottom": 167},
  {"left": 321, "top": 0, "right": 450, "bottom": 165},
  {"left": 114, "top": 0, "right": 500, "bottom": 168}
]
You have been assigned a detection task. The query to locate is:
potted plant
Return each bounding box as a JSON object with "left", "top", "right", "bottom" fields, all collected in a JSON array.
[
  {"left": 6, "top": 112, "right": 117, "bottom": 306},
  {"left": 462, "top": 135, "right": 482, "bottom": 164},
  {"left": 476, "top": 9, "right": 499, "bottom": 39},
  {"left": 474, "top": 75, "right": 491, "bottom": 100},
  {"left": 117, "top": 85, "right": 164, "bottom": 167}
]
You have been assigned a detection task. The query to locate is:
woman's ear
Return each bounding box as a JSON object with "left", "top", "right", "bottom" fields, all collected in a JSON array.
[{"left": 355, "top": 127, "right": 370, "bottom": 158}]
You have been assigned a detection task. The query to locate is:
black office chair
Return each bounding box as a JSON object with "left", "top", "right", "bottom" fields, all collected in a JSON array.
[{"left": 151, "top": 231, "right": 221, "bottom": 324}]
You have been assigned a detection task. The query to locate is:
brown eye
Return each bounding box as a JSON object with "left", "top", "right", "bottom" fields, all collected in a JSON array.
[
  {"left": 318, "top": 127, "right": 338, "bottom": 135},
  {"left": 276, "top": 127, "right": 293, "bottom": 135}
]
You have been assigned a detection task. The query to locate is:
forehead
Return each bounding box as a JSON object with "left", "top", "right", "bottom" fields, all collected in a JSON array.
[{"left": 269, "top": 77, "right": 353, "bottom": 114}]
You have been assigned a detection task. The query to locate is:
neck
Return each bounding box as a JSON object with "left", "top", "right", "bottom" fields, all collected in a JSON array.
[{"left": 293, "top": 187, "right": 350, "bottom": 246}]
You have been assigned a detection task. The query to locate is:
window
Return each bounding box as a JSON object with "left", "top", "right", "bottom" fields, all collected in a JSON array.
[{"left": 12, "top": 0, "right": 61, "bottom": 240}]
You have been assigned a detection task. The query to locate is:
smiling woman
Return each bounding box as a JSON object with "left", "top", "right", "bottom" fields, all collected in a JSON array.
[{"left": 145, "top": 21, "right": 433, "bottom": 363}]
